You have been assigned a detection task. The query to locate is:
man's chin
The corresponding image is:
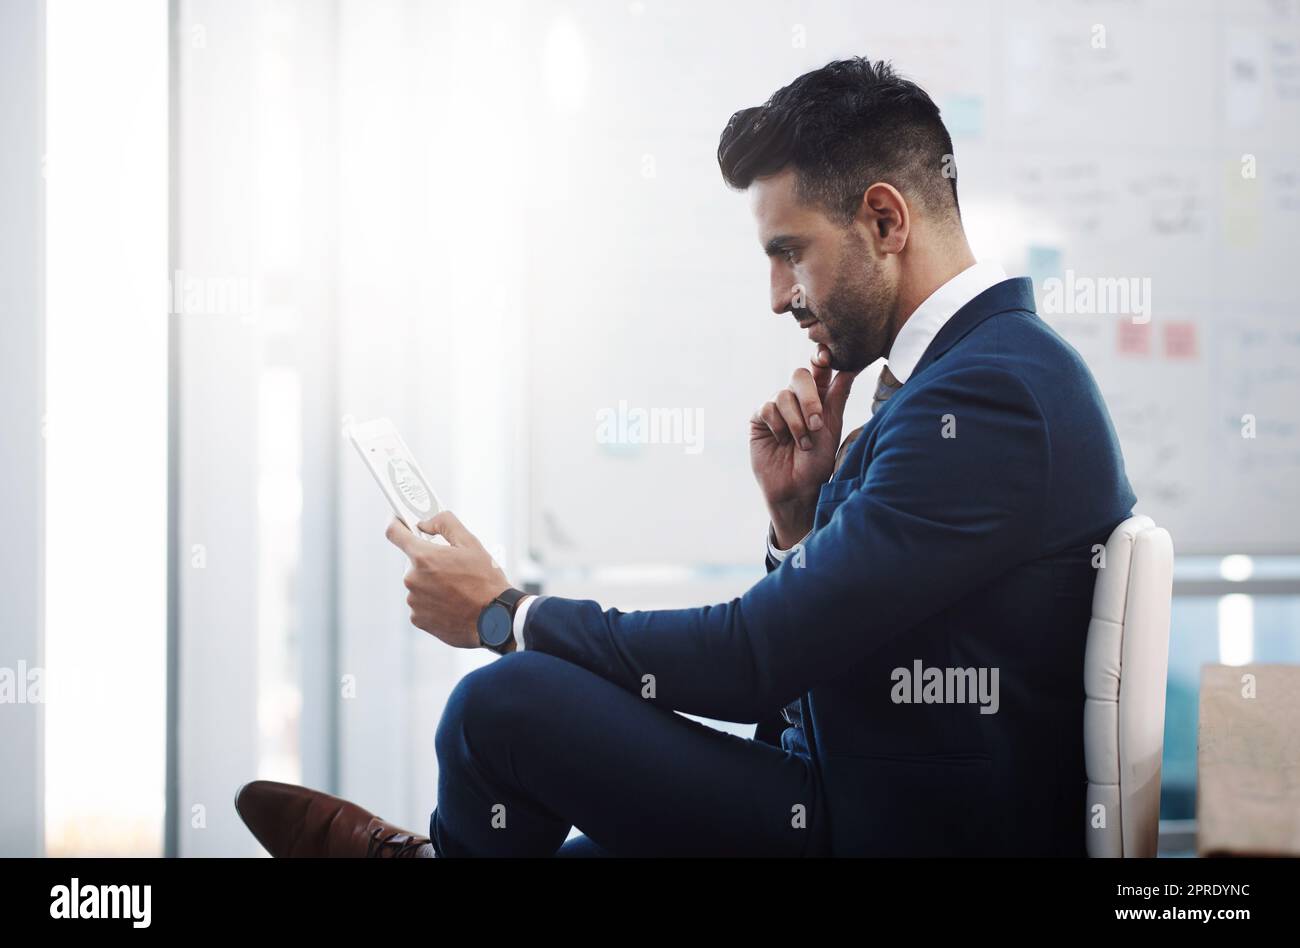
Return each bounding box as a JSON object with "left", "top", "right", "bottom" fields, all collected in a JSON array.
[{"left": 823, "top": 344, "right": 872, "bottom": 373}]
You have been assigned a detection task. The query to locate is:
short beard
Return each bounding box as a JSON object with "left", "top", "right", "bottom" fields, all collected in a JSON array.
[{"left": 813, "top": 237, "right": 893, "bottom": 372}]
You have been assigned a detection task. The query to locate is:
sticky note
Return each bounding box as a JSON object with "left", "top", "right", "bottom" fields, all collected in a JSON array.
[
  {"left": 1164, "top": 322, "right": 1199, "bottom": 359},
  {"left": 1117, "top": 320, "right": 1152, "bottom": 356}
]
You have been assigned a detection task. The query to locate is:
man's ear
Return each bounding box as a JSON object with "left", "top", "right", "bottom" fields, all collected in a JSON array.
[{"left": 857, "top": 182, "right": 909, "bottom": 254}]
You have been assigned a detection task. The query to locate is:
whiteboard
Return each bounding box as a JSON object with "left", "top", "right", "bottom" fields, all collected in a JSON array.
[{"left": 526, "top": 0, "right": 1300, "bottom": 563}]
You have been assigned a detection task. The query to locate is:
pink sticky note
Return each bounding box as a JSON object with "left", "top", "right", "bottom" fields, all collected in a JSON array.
[
  {"left": 1164, "top": 322, "right": 1198, "bottom": 359},
  {"left": 1117, "top": 321, "right": 1152, "bottom": 356}
]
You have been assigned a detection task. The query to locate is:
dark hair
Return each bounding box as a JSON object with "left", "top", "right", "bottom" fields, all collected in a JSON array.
[{"left": 717, "top": 57, "right": 960, "bottom": 225}]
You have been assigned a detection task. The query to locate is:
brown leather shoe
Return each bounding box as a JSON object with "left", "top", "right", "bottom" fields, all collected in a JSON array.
[{"left": 234, "top": 780, "right": 436, "bottom": 858}]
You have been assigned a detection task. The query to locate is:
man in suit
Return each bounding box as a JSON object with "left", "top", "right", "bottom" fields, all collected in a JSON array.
[{"left": 236, "top": 57, "right": 1135, "bottom": 857}]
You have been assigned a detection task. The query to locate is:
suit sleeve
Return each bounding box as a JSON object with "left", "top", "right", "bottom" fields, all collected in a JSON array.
[
  {"left": 522, "top": 365, "right": 1050, "bottom": 723},
  {"left": 753, "top": 527, "right": 789, "bottom": 745}
]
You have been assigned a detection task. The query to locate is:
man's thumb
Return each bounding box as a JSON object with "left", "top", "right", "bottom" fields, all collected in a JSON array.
[{"left": 824, "top": 369, "right": 859, "bottom": 425}]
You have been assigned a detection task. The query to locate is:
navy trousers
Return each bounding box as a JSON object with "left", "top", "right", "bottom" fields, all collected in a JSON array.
[{"left": 427, "top": 650, "right": 831, "bottom": 857}]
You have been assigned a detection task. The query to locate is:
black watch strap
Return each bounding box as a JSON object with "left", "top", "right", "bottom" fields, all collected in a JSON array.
[
  {"left": 492, "top": 586, "right": 528, "bottom": 619},
  {"left": 479, "top": 587, "right": 528, "bottom": 656}
]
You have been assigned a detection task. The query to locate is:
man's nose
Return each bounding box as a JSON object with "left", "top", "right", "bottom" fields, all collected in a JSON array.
[{"left": 771, "top": 276, "right": 794, "bottom": 315}]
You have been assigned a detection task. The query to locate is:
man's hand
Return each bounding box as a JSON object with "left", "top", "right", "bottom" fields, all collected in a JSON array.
[
  {"left": 384, "top": 511, "right": 510, "bottom": 648},
  {"left": 750, "top": 345, "right": 857, "bottom": 547}
]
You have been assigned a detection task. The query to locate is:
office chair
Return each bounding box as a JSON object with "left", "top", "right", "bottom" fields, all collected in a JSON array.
[{"left": 1083, "top": 514, "right": 1174, "bottom": 857}]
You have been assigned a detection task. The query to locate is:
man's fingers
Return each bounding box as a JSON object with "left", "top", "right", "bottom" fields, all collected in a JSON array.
[
  {"left": 775, "top": 388, "right": 814, "bottom": 450},
  {"left": 789, "top": 367, "right": 824, "bottom": 433},
  {"left": 753, "top": 365, "right": 830, "bottom": 452},
  {"left": 385, "top": 518, "right": 424, "bottom": 558},
  {"left": 417, "top": 510, "right": 476, "bottom": 547},
  {"left": 752, "top": 400, "right": 792, "bottom": 444}
]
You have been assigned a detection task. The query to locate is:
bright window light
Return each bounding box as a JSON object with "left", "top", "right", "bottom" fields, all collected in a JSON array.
[
  {"left": 1219, "top": 554, "right": 1254, "bottom": 582},
  {"left": 44, "top": 0, "right": 168, "bottom": 856},
  {"left": 1217, "top": 594, "right": 1255, "bottom": 667},
  {"left": 542, "top": 16, "right": 588, "bottom": 113}
]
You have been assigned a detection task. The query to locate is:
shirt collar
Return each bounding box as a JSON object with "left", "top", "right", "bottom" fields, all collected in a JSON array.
[{"left": 885, "top": 260, "right": 1008, "bottom": 384}]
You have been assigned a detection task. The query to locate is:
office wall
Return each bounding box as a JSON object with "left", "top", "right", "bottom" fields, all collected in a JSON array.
[
  {"left": 524, "top": 0, "right": 1300, "bottom": 564},
  {"left": 172, "top": 0, "right": 261, "bottom": 856}
]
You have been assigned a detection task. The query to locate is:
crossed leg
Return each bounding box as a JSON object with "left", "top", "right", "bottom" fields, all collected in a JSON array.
[{"left": 428, "top": 650, "right": 830, "bottom": 857}]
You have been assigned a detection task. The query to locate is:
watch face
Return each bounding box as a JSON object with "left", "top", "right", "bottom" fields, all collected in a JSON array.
[{"left": 478, "top": 603, "right": 513, "bottom": 649}]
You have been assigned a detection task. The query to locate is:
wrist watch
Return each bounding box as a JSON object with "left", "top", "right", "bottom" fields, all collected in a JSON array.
[{"left": 476, "top": 587, "right": 528, "bottom": 655}]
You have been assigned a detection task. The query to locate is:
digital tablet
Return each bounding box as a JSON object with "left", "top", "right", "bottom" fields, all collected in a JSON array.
[{"left": 345, "top": 417, "right": 443, "bottom": 542}]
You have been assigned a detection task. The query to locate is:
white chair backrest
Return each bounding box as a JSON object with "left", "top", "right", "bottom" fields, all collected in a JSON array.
[{"left": 1083, "top": 514, "right": 1174, "bottom": 857}]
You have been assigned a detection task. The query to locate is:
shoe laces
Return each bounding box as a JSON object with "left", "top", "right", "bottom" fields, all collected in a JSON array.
[{"left": 366, "top": 826, "right": 429, "bottom": 858}]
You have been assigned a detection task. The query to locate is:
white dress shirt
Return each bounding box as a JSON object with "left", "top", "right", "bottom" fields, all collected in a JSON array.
[
  {"left": 767, "top": 259, "right": 1008, "bottom": 561},
  {"left": 512, "top": 594, "right": 534, "bottom": 649}
]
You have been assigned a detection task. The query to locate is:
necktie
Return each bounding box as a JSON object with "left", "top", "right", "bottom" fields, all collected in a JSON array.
[
  {"left": 832, "top": 363, "right": 901, "bottom": 475},
  {"left": 871, "top": 363, "right": 903, "bottom": 415}
]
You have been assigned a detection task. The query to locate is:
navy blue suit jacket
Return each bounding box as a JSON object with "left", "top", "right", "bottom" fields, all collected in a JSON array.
[{"left": 523, "top": 277, "right": 1135, "bottom": 855}]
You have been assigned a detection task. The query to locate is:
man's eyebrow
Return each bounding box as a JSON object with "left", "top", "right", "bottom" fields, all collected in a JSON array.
[{"left": 763, "top": 235, "right": 803, "bottom": 256}]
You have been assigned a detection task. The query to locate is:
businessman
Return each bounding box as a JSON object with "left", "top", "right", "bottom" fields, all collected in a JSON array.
[{"left": 236, "top": 57, "right": 1135, "bottom": 857}]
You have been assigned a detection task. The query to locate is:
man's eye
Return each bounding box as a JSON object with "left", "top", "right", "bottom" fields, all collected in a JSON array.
[{"left": 783, "top": 249, "right": 797, "bottom": 263}]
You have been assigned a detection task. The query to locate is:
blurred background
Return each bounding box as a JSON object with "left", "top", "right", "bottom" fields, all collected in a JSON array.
[{"left": 1, "top": 0, "right": 1297, "bottom": 857}]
